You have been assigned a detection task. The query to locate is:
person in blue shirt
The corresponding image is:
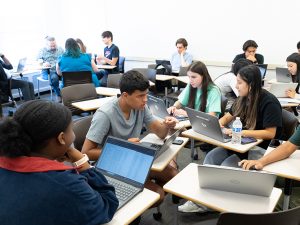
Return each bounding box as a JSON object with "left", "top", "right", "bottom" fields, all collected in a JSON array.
[
  {"left": 56, "top": 38, "right": 100, "bottom": 87},
  {"left": 0, "top": 100, "right": 118, "bottom": 225},
  {"left": 170, "top": 38, "right": 193, "bottom": 72},
  {"left": 96, "top": 31, "right": 120, "bottom": 87},
  {"left": 37, "top": 36, "right": 64, "bottom": 100}
]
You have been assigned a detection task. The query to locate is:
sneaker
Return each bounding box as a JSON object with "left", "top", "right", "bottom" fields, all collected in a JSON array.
[{"left": 178, "top": 201, "right": 209, "bottom": 213}]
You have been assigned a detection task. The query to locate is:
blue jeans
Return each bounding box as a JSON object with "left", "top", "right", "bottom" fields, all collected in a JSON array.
[
  {"left": 96, "top": 70, "right": 109, "bottom": 87},
  {"left": 203, "top": 147, "right": 241, "bottom": 167},
  {"left": 203, "top": 146, "right": 266, "bottom": 167},
  {"left": 42, "top": 69, "right": 60, "bottom": 96}
]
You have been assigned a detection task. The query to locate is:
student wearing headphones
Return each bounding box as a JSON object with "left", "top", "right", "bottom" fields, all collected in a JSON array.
[
  {"left": 168, "top": 61, "right": 221, "bottom": 117},
  {"left": 204, "top": 65, "right": 282, "bottom": 166},
  {"left": 0, "top": 100, "right": 118, "bottom": 225},
  {"left": 233, "top": 40, "right": 264, "bottom": 64},
  {"left": 82, "top": 70, "right": 178, "bottom": 207}
]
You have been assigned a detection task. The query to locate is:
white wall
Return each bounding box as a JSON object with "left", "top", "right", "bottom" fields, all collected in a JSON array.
[{"left": 0, "top": 0, "right": 299, "bottom": 67}]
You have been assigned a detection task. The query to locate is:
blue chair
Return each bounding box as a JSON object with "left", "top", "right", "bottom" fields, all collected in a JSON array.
[{"left": 118, "top": 56, "right": 125, "bottom": 73}]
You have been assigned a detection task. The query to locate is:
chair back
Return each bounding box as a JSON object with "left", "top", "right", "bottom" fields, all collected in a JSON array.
[
  {"left": 0, "top": 77, "right": 17, "bottom": 107},
  {"left": 61, "top": 83, "right": 97, "bottom": 115},
  {"left": 73, "top": 116, "right": 93, "bottom": 150},
  {"left": 107, "top": 73, "right": 123, "bottom": 88},
  {"left": 132, "top": 68, "right": 156, "bottom": 83},
  {"left": 179, "top": 66, "right": 188, "bottom": 76},
  {"left": 220, "top": 95, "right": 228, "bottom": 118},
  {"left": 281, "top": 109, "right": 299, "bottom": 140},
  {"left": 62, "top": 71, "right": 93, "bottom": 87},
  {"left": 119, "top": 56, "right": 125, "bottom": 73},
  {"left": 217, "top": 206, "right": 300, "bottom": 225}
]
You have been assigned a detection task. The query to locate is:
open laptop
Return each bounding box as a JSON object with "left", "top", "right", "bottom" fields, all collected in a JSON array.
[
  {"left": 198, "top": 164, "right": 277, "bottom": 197},
  {"left": 256, "top": 64, "right": 268, "bottom": 79},
  {"left": 276, "top": 67, "right": 292, "bottom": 83},
  {"left": 147, "top": 95, "right": 189, "bottom": 121},
  {"left": 94, "top": 136, "right": 156, "bottom": 210},
  {"left": 186, "top": 107, "right": 231, "bottom": 143},
  {"left": 155, "top": 59, "right": 171, "bottom": 66},
  {"left": 13, "top": 57, "right": 27, "bottom": 73},
  {"left": 269, "top": 83, "right": 298, "bottom": 97},
  {"left": 141, "top": 128, "right": 182, "bottom": 159}
]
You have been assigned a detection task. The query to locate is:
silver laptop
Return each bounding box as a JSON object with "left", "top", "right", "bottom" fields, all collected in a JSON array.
[
  {"left": 198, "top": 164, "right": 276, "bottom": 197},
  {"left": 13, "top": 57, "right": 27, "bottom": 73},
  {"left": 186, "top": 107, "right": 231, "bottom": 143},
  {"left": 276, "top": 67, "right": 292, "bottom": 83},
  {"left": 95, "top": 136, "right": 155, "bottom": 210},
  {"left": 141, "top": 128, "right": 182, "bottom": 159},
  {"left": 269, "top": 83, "right": 298, "bottom": 97},
  {"left": 147, "top": 95, "right": 189, "bottom": 121}
]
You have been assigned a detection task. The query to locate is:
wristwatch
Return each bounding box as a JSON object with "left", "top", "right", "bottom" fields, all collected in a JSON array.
[{"left": 73, "top": 154, "right": 89, "bottom": 167}]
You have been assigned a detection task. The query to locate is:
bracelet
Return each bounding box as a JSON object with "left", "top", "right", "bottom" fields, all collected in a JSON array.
[{"left": 73, "top": 154, "right": 89, "bottom": 167}]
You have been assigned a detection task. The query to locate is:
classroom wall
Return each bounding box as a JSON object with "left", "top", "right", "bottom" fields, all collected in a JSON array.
[{"left": 0, "top": 0, "right": 299, "bottom": 68}]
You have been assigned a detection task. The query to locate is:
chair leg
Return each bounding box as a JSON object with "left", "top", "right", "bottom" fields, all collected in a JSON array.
[
  {"left": 153, "top": 205, "right": 162, "bottom": 220},
  {"left": 37, "top": 80, "right": 40, "bottom": 99}
]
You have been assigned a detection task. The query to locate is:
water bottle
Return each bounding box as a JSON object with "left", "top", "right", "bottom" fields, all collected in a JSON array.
[{"left": 231, "top": 117, "right": 242, "bottom": 144}]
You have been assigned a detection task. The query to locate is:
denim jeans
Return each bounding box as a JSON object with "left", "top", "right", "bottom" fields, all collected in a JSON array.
[
  {"left": 96, "top": 70, "right": 109, "bottom": 87},
  {"left": 41, "top": 69, "right": 60, "bottom": 96},
  {"left": 203, "top": 146, "right": 266, "bottom": 167}
]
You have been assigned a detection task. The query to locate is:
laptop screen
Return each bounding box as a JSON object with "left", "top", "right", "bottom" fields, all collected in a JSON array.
[{"left": 95, "top": 137, "right": 155, "bottom": 185}]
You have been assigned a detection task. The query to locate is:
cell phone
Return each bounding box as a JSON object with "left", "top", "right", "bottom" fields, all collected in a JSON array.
[
  {"left": 241, "top": 137, "right": 257, "bottom": 145},
  {"left": 269, "top": 139, "right": 283, "bottom": 148},
  {"left": 172, "top": 139, "right": 184, "bottom": 145}
]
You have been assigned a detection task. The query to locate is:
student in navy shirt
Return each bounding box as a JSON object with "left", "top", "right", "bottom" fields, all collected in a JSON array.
[
  {"left": 96, "top": 31, "right": 120, "bottom": 86},
  {"left": 233, "top": 40, "right": 264, "bottom": 64},
  {"left": 0, "top": 100, "right": 118, "bottom": 225}
]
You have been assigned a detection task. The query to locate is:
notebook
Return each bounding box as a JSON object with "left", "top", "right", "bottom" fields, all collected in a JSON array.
[
  {"left": 256, "top": 64, "right": 268, "bottom": 79},
  {"left": 95, "top": 136, "right": 156, "bottom": 210},
  {"left": 186, "top": 107, "right": 231, "bottom": 143},
  {"left": 147, "top": 95, "right": 189, "bottom": 121},
  {"left": 269, "top": 83, "right": 298, "bottom": 97},
  {"left": 276, "top": 67, "right": 292, "bottom": 83},
  {"left": 13, "top": 57, "right": 27, "bottom": 73},
  {"left": 141, "top": 128, "right": 182, "bottom": 159},
  {"left": 198, "top": 164, "right": 276, "bottom": 197}
]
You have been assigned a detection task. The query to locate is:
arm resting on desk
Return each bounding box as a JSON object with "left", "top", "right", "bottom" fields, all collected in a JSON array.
[
  {"left": 241, "top": 141, "right": 297, "bottom": 170},
  {"left": 104, "top": 57, "right": 118, "bottom": 66},
  {"left": 242, "top": 127, "right": 277, "bottom": 140}
]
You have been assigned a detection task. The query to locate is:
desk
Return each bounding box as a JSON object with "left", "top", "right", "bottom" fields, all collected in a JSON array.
[
  {"left": 71, "top": 96, "right": 114, "bottom": 111},
  {"left": 96, "top": 87, "right": 120, "bottom": 96},
  {"left": 141, "top": 133, "right": 189, "bottom": 172},
  {"left": 263, "top": 147, "right": 300, "bottom": 210},
  {"left": 182, "top": 129, "right": 263, "bottom": 154},
  {"left": 174, "top": 76, "right": 189, "bottom": 84},
  {"left": 164, "top": 163, "right": 282, "bottom": 214},
  {"left": 105, "top": 188, "right": 159, "bottom": 225},
  {"left": 278, "top": 97, "right": 300, "bottom": 108},
  {"left": 97, "top": 65, "right": 117, "bottom": 70}
]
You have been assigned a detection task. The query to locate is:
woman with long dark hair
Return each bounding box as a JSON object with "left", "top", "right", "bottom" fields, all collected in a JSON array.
[
  {"left": 168, "top": 61, "right": 221, "bottom": 117},
  {"left": 204, "top": 65, "right": 282, "bottom": 166}
]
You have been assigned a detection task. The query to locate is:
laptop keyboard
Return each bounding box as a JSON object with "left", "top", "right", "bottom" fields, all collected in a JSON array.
[
  {"left": 105, "top": 176, "right": 139, "bottom": 201},
  {"left": 150, "top": 143, "right": 162, "bottom": 149}
]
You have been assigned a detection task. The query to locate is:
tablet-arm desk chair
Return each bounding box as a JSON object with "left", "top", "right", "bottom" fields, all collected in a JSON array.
[
  {"left": 281, "top": 109, "right": 299, "bottom": 141},
  {"left": 107, "top": 73, "right": 123, "bottom": 89},
  {"left": 61, "top": 83, "right": 98, "bottom": 115},
  {"left": 118, "top": 56, "right": 125, "bottom": 73},
  {"left": 73, "top": 116, "right": 93, "bottom": 150},
  {"left": 217, "top": 206, "right": 300, "bottom": 225},
  {"left": 62, "top": 71, "right": 93, "bottom": 87}
]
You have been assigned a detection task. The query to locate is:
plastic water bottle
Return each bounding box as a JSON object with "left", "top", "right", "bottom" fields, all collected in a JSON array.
[{"left": 231, "top": 117, "right": 242, "bottom": 144}]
